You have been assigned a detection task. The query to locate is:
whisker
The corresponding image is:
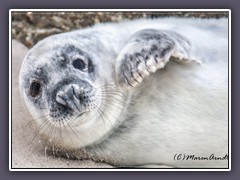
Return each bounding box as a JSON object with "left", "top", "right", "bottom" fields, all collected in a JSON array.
[
  {"left": 27, "top": 117, "right": 51, "bottom": 148},
  {"left": 66, "top": 120, "right": 81, "bottom": 140},
  {"left": 95, "top": 103, "right": 114, "bottom": 128},
  {"left": 62, "top": 120, "right": 75, "bottom": 149},
  {"left": 95, "top": 107, "right": 106, "bottom": 126},
  {"left": 98, "top": 96, "right": 126, "bottom": 107}
]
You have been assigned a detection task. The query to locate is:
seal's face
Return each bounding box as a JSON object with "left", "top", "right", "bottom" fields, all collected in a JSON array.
[{"left": 19, "top": 35, "right": 126, "bottom": 149}]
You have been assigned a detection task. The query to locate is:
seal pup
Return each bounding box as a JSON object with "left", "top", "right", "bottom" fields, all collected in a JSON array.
[{"left": 19, "top": 17, "right": 229, "bottom": 168}]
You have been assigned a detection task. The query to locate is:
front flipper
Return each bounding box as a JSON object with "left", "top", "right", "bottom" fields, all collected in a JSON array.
[{"left": 115, "top": 29, "right": 201, "bottom": 89}]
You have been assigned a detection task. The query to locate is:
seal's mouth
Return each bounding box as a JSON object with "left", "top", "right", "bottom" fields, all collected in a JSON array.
[
  {"left": 76, "top": 111, "right": 87, "bottom": 119},
  {"left": 75, "top": 111, "right": 85, "bottom": 118}
]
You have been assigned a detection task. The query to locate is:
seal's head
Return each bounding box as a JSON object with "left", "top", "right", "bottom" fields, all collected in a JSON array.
[{"left": 19, "top": 34, "right": 126, "bottom": 150}]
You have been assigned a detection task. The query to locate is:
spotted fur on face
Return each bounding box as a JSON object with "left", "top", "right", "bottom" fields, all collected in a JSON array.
[{"left": 21, "top": 44, "right": 100, "bottom": 125}]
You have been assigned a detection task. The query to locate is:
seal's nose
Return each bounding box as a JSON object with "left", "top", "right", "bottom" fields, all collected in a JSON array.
[{"left": 56, "top": 84, "right": 83, "bottom": 112}]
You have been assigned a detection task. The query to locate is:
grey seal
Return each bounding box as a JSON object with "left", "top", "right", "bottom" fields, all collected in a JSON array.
[{"left": 19, "top": 17, "right": 228, "bottom": 168}]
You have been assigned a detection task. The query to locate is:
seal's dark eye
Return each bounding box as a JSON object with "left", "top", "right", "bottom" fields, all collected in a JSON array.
[
  {"left": 30, "top": 81, "right": 41, "bottom": 98},
  {"left": 72, "top": 59, "right": 86, "bottom": 71}
]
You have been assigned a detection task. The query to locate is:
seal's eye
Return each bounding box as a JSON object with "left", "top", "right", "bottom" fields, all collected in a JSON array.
[
  {"left": 30, "top": 81, "right": 41, "bottom": 98},
  {"left": 72, "top": 59, "right": 86, "bottom": 71}
]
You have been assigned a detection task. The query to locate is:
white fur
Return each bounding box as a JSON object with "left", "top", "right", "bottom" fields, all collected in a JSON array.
[{"left": 19, "top": 17, "right": 228, "bottom": 168}]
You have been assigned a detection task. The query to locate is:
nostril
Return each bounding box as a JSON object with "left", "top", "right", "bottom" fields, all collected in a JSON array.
[
  {"left": 71, "top": 84, "right": 84, "bottom": 101},
  {"left": 56, "top": 93, "right": 68, "bottom": 106},
  {"left": 71, "top": 85, "right": 78, "bottom": 99}
]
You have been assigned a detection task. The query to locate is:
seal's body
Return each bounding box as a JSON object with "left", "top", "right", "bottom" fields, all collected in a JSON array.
[{"left": 19, "top": 18, "right": 228, "bottom": 168}]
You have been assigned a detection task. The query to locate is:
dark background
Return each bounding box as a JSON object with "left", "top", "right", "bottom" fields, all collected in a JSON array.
[{"left": 0, "top": 0, "right": 239, "bottom": 179}]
